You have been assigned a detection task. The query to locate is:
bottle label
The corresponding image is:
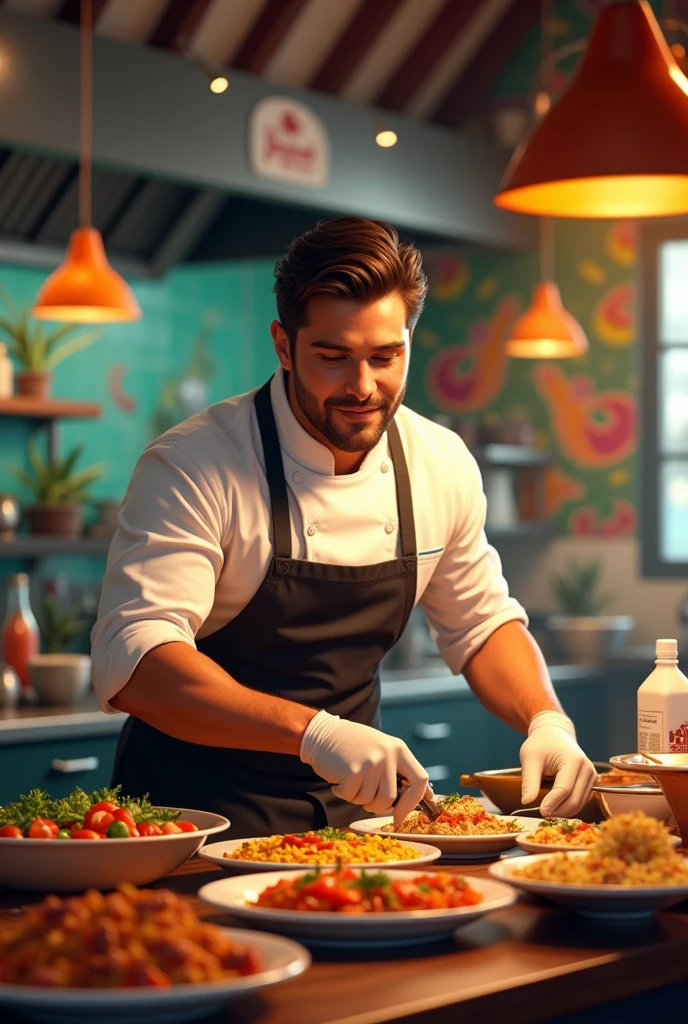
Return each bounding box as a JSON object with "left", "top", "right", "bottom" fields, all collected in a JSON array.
[
  {"left": 638, "top": 710, "right": 663, "bottom": 753},
  {"left": 670, "top": 722, "right": 688, "bottom": 752}
]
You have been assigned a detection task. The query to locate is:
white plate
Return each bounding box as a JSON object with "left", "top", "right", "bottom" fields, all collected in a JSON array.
[
  {"left": 0, "top": 928, "right": 309, "bottom": 1024},
  {"left": 490, "top": 852, "right": 688, "bottom": 919},
  {"left": 198, "top": 868, "right": 517, "bottom": 948},
  {"left": 515, "top": 830, "right": 682, "bottom": 855},
  {"left": 347, "top": 815, "right": 540, "bottom": 857},
  {"left": 199, "top": 836, "right": 442, "bottom": 873},
  {"left": 0, "top": 808, "right": 229, "bottom": 892}
]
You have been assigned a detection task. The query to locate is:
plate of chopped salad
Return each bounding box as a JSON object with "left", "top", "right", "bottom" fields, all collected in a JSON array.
[
  {"left": 199, "top": 866, "right": 516, "bottom": 947},
  {"left": 0, "top": 786, "right": 229, "bottom": 891},
  {"left": 515, "top": 819, "right": 602, "bottom": 853},
  {"left": 198, "top": 828, "right": 441, "bottom": 873},
  {"left": 349, "top": 794, "right": 539, "bottom": 858}
]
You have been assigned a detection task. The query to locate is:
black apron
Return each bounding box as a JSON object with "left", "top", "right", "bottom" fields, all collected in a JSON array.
[{"left": 112, "top": 377, "right": 418, "bottom": 839}]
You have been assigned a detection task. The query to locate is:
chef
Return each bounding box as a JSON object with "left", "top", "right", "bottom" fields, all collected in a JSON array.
[{"left": 92, "top": 216, "right": 596, "bottom": 838}]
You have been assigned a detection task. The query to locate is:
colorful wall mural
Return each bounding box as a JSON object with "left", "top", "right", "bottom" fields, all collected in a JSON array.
[{"left": 406, "top": 218, "right": 638, "bottom": 537}]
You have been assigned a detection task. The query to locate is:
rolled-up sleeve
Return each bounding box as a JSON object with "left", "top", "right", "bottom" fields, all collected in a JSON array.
[
  {"left": 420, "top": 449, "right": 527, "bottom": 674},
  {"left": 90, "top": 440, "right": 226, "bottom": 713}
]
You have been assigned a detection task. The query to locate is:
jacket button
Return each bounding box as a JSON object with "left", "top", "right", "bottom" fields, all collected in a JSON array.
[
  {"left": 307, "top": 525, "right": 317, "bottom": 536},
  {"left": 276, "top": 561, "right": 288, "bottom": 573},
  {"left": 381, "top": 463, "right": 389, "bottom": 473},
  {"left": 385, "top": 523, "right": 394, "bottom": 534},
  {"left": 292, "top": 471, "right": 303, "bottom": 483}
]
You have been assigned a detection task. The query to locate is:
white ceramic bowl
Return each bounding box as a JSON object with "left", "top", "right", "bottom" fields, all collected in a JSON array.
[
  {"left": 490, "top": 852, "right": 688, "bottom": 920},
  {"left": 0, "top": 808, "right": 229, "bottom": 892},
  {"left": 199, "top": 837, "right": 442, "bottom": 874},
  {"left": 592, "top": 784, "right": 672, "bottom": 823},
  {"left": 0, "top": 928, "right": 309, "bottom": 1024},
  {"left": 28, "top": 654, "right": 92, "bottom": 705},
  {"left": 199, "top": 869, "right": 517, "bottom": 948}
]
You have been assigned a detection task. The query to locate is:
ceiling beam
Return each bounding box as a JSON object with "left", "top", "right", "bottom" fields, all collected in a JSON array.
[
  {"left": 231, "top": 0, "right": 310, "bottom": 75},
  {"left": 309, "top": 0, "right": 404, "bottom": 95},
  {"left": 57, "top": 0, "right": 109, "bottom": 24},
  {"left": 431, "top": 0, "right": 539, "bottom": 127},
  {"left": 148, "top": 0, "right": 215, "bottom": 53},
  {"left": 375, "top": 0, "right": 483, "bottom": 112}
]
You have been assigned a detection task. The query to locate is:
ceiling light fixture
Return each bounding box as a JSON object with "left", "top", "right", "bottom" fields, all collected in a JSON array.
[
  {"left": 495, "top": 0, "right": 688, "bottom": 219},
  {"left": 32, "top": 0, "right": 140, "bottom": 323},
  {"left": 375, "top": 129, "right": 398, "bottom": 148}
]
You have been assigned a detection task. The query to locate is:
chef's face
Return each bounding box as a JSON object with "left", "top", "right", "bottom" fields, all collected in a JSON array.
[{"left": 272, "top": 292, "right": 410, "bottom": 458}]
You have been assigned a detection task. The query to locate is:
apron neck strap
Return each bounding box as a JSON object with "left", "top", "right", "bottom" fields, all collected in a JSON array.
[{"left": 254, "top": 377, "right": 417, "bottom": 561}]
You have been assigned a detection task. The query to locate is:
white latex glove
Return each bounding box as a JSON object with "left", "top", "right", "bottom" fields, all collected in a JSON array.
[
  {"left": 520, "top": 710, "right": 597, "bottom": 818},
  {"left": 300, "top": 710, "right": 429, "bottom": 824}
]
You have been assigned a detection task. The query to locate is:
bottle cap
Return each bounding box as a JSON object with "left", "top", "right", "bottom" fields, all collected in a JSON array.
[{"left": 656, "top": 638, "right": 678, "bottom": 659}]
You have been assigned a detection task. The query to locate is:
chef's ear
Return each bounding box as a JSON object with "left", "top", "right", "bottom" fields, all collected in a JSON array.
[{"left": 271, "top": 320, "right": 293, "bottom": 372}]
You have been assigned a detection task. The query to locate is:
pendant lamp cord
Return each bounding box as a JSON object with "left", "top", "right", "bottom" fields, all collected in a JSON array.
[
  {"left": 539, "top": 0, "right": 554, "bottom": 282},
  {"left": 79, "top": 0, "right": 92, "bottom": 229}
]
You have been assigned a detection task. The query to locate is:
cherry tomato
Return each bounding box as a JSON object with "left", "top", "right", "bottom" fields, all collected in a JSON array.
[
  {"left": 106, "top": 820, "right": 131, "bottom": 839},
  {"left": 161, "top": 822, "right": 183, "bottom": 835},
  {"left": 112, "top": 807, "right": 135, "bottom": 827},
  {"left": 137, "top": 822, "right": 163, "bottom": 837},
  {"left": 128, "top": 825, "right": 140, "bottom": 837},
  {"left": 28, "top": 819, "right": 59, "bottom": 839},
  {"left": 71, "top": 829, "right": 103, "bottom": 840},
  {"left": 87, "top": 810, "right": 115, "bottom": 834},
  {"left": 0, "top": 825, "right": 23, "bottom": 839},
  {"left": 175, "top": 821, "right": 198, "bottom": 833},
  {"left": 88, "top": 801, "right": 119, "bottom": 814}
]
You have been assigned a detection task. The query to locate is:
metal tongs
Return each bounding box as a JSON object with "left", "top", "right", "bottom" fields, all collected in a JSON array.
[{"left": 396, "top": 773, "right": 443, "bottom": 821}]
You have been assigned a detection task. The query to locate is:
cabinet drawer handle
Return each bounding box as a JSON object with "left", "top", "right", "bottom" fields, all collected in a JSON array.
[
  {"left": 51, "top": 757, "right": 100, "bottom": 774},
  {"left": 414, "top": 722, "right": 452, "bottom": 741},
  {"left": 426, "top": 765, "right": 450, "bottom": 782}
]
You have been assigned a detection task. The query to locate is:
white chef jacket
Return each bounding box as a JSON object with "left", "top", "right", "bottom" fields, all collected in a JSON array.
[{"left": 91, "top": 368, "right": 527, "bottom": 712}]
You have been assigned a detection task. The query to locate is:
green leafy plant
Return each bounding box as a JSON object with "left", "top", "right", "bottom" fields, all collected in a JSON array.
[
  {"left": 7, "top": 440, "right": 106, "bottom": 507},
  {"left": 39, "top": 596, "right": 88, "bottom": 654},
  {"left": 552, "top": 560, "right": 613, "bottom": 617},
  {"left": 0, "top": 286, "right": 100, "bottom": 371}
]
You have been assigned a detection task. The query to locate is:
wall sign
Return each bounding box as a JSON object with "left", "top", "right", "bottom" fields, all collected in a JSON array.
[{"left": 248, "top": 97, "right": 329, "bottom": 189}]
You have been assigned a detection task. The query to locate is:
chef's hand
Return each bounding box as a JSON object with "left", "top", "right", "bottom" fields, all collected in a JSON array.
[
  {"left": 300, "top": 710, "right": 429, "bottom": 823},
  {"left": 520, "top": 710, "right": 597, "bottom": 818}
]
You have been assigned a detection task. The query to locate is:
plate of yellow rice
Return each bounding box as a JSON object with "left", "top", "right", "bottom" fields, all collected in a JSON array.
[
  {"left": 198, "top": 828, "right": 441, "bottom": 874},
  {"left": 491, "top": 811, "right": 688, "bottom": 918}
]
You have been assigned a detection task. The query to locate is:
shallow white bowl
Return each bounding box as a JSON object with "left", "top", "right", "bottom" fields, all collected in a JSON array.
[
  {"left": 490, "top": 852, "right": 688, "bottom": 919},
  {"left": 347, "top": 815, "right": 539, "bottom": 858},
  {"left": 0, "top": 928, "right": 309, "bottom": 1024},
  {"left": 515, "top": 829, "right": 681, "bottom": 856},
  {"left": 199, "top": 836, "right": 441, "bottom": 874},
  {"left": 198, "top": 868, "right": 517, "bottom": 948},
  {"left": 0, "top": 808, "right": 229, "bottom": 892},
  {"left": 592, "top": 785, "right": 672, "bottom": 822},
  {"left": 28, "top": 654, "right": 91, "bottom": 705}
]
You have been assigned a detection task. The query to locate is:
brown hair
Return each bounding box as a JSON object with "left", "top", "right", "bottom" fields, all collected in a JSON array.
[{"left": 273, "top": 216, "right": 428, "bottom": 348}]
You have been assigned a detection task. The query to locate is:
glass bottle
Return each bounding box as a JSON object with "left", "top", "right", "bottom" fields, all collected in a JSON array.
[{"left": 2, "top": 573, "right": 39, "bottom": 699}]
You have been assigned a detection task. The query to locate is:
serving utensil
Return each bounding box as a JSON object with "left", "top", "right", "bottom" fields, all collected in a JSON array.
[{"left": 395, "top": 774, "right": 442, "bottom": 821}]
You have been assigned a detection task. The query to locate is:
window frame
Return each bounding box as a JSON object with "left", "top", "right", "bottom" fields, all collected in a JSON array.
[{"left": 640, "top": 217, "right": 688, "bottom": 577}]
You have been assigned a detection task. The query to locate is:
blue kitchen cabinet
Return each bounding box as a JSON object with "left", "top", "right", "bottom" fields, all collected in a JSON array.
[{"left": 0, "top": 734, "right": 119, "bottom": 804}]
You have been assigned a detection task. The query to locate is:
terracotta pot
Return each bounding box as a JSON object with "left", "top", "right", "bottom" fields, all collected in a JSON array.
[
  {"left": 27, "top": 505, "right": 83, "bottom": 537},
  {"left": 16, "top": 371, "right": 51, "bottom": 398}
]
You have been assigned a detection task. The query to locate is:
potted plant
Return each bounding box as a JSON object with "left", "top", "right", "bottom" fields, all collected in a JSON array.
[
  {"left": 8, "top": 440, "right": 106, "bottom": 536},
  {"left": 546, "top": 559, "right": 634, "bottom": 664},
  {"left": 27, "top": 595, "right": 92, "bottom": 705},
  {"left": 0, "top": 289, "right": 100, "bottom": 398}
]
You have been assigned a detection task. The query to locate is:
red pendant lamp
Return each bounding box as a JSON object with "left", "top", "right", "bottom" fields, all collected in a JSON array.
[
  {"left": 506, "top": 218, "right": 588, "bottom": 358},
  {"left": 32, "top": 0, "right": 140, "bottom": 322},
  {"left": 495, "top": 0, "right": 688, "bottom": 219}
]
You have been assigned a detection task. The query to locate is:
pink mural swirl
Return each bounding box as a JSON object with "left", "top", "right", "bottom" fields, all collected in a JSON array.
[
  {"left": 425, "top": 295, "right": 519, "bottom": 413},
  {"left": 535, "top": 365, "right": 637, "bottom": 468}
]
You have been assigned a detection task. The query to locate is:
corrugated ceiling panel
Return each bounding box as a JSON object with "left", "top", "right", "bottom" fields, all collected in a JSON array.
[
  {"left": 106, "top": 179, "right": 198, "bottom": 259},
  {"left": 4, "top": 156, "right": 72, "bottom": 236}
]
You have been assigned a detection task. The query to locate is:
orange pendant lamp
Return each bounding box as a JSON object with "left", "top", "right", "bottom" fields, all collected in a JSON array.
[
  {"left": 506, "top": 218, "right": 588, "bottom": 358},
  {"left": 32, "top": 0, "right": 140, "bottom": 323},
  {"left": 495, "top": 0, "right": 688, "bottom": 219}
]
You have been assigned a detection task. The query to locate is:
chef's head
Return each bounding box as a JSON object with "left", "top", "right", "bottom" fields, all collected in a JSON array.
[{"left": 271, "top": 217, "right": 427, "bottom": 460}]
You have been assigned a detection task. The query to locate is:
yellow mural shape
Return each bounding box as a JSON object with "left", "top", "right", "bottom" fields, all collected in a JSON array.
[
  {"left": 592, "top": 282, "right": 635, "bottom": 347},
  {"left": 609, "top": 467, "right": 630, "bottom": 487},
  {"left": 606, "top": 221, "right": 637, "bottom": 268},
  {"left": 534, "top": 364, "right": 637, "bottom": 469},
  {"left": 476, "top": 276, "right": 499, "bottom": 301},
  {"left": 578, "top": 260, "right": 607, "bottom": 285},
  {"left": 425, "top": 294, "right": 519, "bottom": 414},
  {"left": 424, "top": 253, "right": 469, "bottom": 302}
]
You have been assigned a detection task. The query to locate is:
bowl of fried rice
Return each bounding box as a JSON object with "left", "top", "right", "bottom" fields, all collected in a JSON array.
[
  {"left": 348, "top": 794, "right": 539, "bottom": 858},
  {"left": 491, "top": 811, "right": 688, "bottom": 918}
]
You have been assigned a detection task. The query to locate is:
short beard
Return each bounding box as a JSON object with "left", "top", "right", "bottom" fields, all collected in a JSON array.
[{"left": 291, "top": 366, "right": 405, "bottom": 453}]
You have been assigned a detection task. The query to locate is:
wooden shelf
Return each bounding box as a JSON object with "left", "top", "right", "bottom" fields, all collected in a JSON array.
[
  {"left": 0, "top": 397, "right": 101, "bottom": 419},
  {"left": 0, "top": 535, "right": 112, "bottom": 559},
  {"left": 474, "top": 444, "right": 553, "bottom": 468}
]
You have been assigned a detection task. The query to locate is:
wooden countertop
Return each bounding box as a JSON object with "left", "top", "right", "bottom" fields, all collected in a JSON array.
[{"left": 3, "top": 854, "right": 688, "bottom": 1024}]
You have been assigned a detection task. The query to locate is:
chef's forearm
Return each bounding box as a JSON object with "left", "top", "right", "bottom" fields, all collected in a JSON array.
[
  {"left": 462, "top": 621, "right": 563, "bottom": 733},
  {"left": 109, "top": 641, "right": 318, "bottom": 753}
]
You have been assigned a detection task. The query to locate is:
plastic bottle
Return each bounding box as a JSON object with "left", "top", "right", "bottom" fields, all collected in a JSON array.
[
  {"left": 1, "top": 573, "right": 39, "bottom": 699},
  {"left": 637, "top": 639, "right": 688, "bottom": 753},
  {"left": 0, "top": 342, "right": 13, "bottom": 398}
]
